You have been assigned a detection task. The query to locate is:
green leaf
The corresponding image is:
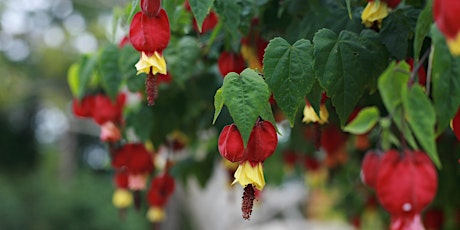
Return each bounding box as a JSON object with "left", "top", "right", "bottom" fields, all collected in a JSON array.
[
  {"left": 214, "top": 0, "right": 241, "bottom": 39},
  {"left": 127, "top": 0, "right": 140, "bottom": 23},
  {"left": 222, "top": 69, "right": 270, "bottom": 146},
  {"left": 125, "top": 104, "right": 154, "bottom": 142},
  {"left": 67, "top": 63, "right": 80, "bottom": 98},
  {"left": 345, "top": 0, "right": 352, "bottom": 19},
  {"left": 431, "top": 27, "right": 460, "bottom": 135},
  {"left": 189, "top": 0, "right": 214, "bottom": 32},
  {"left": 343, "top": 107, "right": 380, "bottom": 135},
  {"left": 165, "top": 36, "right": 201, "bottom": 86},
  {"left": 306, "top": 79, "right": 323, "bottom": 118},
  {"left": 414, "top": 0, "right": 433, "bottom": 60},
  {"left": 264, "top": 38, "right": 315, "bottom": 126},
  {"left": 119, "top": 45, "right": 139, "bottom": 81},
  {"left": 313, "top": 29, "right": 387, "bottom": 125},
  {"left": 213, "top": 87, "right": 223, "bottom": 124},
  {"left": 378, "top": 61, "right": 418, "bottom": 150},
  {"left": 260, "top": 102, "right": 277, "bottom": 130},
  {"left": 76, "top": 54, "right": 98, "bottom": 99},
  {"left": 380, "top": 7, "right": 419, "bottom": 59},
  {"left": 402, "top": 85, "right": 441, "bottom": 168},
  {"left": 99, "top": 44, "right": 122, "bottom": 100}
]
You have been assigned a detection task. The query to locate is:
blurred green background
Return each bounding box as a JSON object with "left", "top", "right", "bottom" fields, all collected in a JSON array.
[{"left": 0, "top": 0, "right": 152, "bottom": 228}]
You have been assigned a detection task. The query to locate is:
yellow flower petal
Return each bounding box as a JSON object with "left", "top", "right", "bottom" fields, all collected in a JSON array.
[
  {"left": 135, "top": 52, "right": 167, "bottom": 75},
  {"left": 302, "top": 104, "right": 329, "bottom": 124},
  {"left": 232, "top": 161, "right": 265, "bottom": 190},
  {"left": 241, "top": 44, "right": 263, "bottom": 71},
  {"left": 147, "top": 207, "right": 166, "bottom": 222},
  {"left": 447, "top": 32, "right": 460, "bottom": 56},
  {"left": 361, "top": 1, "right": 389, "bottom": 28},
  {"left": 112, "top": 189, "right": 133, "bottom": 208}
]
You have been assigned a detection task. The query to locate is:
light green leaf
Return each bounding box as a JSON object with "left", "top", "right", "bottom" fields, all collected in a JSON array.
[
  {"left": 313, "top": 29, "right": 387, "bottom": 125},
  {"left": 414, "top": 0, "right": 433, "bottom": 60},
  {"left": 75, "top": 54, "right": 98, "bottom": 99},
  {"left": 431, "top": 27, "right": 460, "bottom": 135},
  {"left": 67, "top": 63, "right": 80, "bottom": 98},
  {"left": 378, "top": 61, "right": 418, "bottom": 150},
  {"left": 343, "top": 107, "right": 380, "bottom": 134},
  {"left": 402, "top": 85, "right": 441, "bottom": 168},
  {"left": 222, "top": 68, "right": 270, "bottom": 146},
  {"left": 99, "top": 44, "right": 122, "bottom": 100},
  {"left": 213, "top": 88, "right": 223, "bottom": 124},
  {"left": 264, "top": 38, "right": 315, "bottom": 126},
  {"left": 189, "top": 0, "right": 214, "bottom": 32}
]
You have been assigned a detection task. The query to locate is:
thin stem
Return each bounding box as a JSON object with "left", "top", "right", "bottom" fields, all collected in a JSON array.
[
  {"left": 426, "top": 45, "right": 434, "bottom": 96},
  {"left": 409, "top": 48, "right": 431, "bottom": 86}
]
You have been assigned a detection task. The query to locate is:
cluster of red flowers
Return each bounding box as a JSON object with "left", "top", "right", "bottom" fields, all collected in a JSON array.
[{"left": 361, "top": 150, "right": 437, "bottom": 229}]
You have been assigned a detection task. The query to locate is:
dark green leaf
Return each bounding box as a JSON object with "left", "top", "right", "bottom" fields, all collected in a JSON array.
[
  {"left": 313, "top": 29, "right": 387, "bottom": 125},
  {"left": 125, "top": 104, "right": 154, "bottom": 142},
  {"left": 260, "top": 102, "right": 277, "bottom": 130},
  {"left": 222, "top": 69, "right": 270, "bottom": 146},
  {"left": 306, "top": 79, "right": 323, "bottom": 117},
  {"left": 343, "top": 107, "right": 380, "bottom": 134},
  {"left": 414, "top": 0, "right": 433, "bottom": 60},
  {"left": 214, "top": 0, "right": 241, "bottom": 40},
  {"left": 77, "top": 54, "right": 98, "bottom": 99},
  {"left": 378, "top": 61, "right": 418, "bottom": 150},
  {"left": 431, "top": 27, "right": 460, "bottom": 135},
  {"left": 119, "top": 45, "right": 139, "bottom": 81},
  {"left": 165, "top": 36, "right": 201, "bottom": 86},
  {"left": 264, "top": 38, "right": 315, "bottom": 126},
  {"left": 402, "top": 85, "right": 441, "bottom": 168},
  {"left": 380, "top": 7, "right": 420, "bottom": 60},
  {"left": 189, "top": 0, "right": 214, "bottom": 32},
  {"left": 99, "top": 44, "right": 122, "bottom": 100}
]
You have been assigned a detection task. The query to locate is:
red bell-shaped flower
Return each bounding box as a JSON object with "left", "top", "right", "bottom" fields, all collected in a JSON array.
[
  {"left": 114, "top": 171, "right": 129, "bottom": 189},
  {"left": 434, "top": 0, "right": 460, "bottom": 55},
  {"left": 72, "top": 95, "right": 95, "bottom": 118},
  {"left": 125, "top": 143, "right": 155, "bottom": 175},
  {"left": 360, "top": 150, "right": 381, "bottom": 189},
  {"left": 147, "top": 173, "right": 175, "bottom": 207},
  {"left": 376, "top": 149, "right": 437, "bottom": 218},
  {"left": 141, "top": 0, "right": 161, "bottom": 17},
  {"left": 218, "top": 124, "right": 245, "bottom": 162},
  {"left": 92, "top": 93, "right": 125, "bottom": 125},
  {"left": 217, "top": 51, "right": 246, "bottom": 77},
  {"left": 129, "top": 9, "right": 170, "bottom": 55},
  {"left": 246, "top": 120, "right": 278, "bottom": 163}
]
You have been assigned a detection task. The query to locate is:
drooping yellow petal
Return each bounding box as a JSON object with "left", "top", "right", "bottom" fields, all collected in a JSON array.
[
  {"left": 447, "top": 32, "right": 460, "bottom": 56},
  {"left": 302, "top": 104, "right": 329, "bottom": 124},
  {"left": 241, "top": 44, "right": 263, "bottom": 71},
  {"left": 135, "top": 52, "right": 167, "bottom": 75},
  {"left": 147, "top": 207, "right": 166, "bottom": 222},
  {"left": 361, "top": 1, "right": 389, "bottom": 28},
  {"left": 232, "top": 161, "right": 265, "bottom": 190},
  {"left": 112, "top": 189, "right": 133, "bottom": 208}
]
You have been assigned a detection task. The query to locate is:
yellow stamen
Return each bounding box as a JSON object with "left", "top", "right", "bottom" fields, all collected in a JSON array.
[
  {"left": 232, "top": 161, "right": 265, "bottom": 190},
  {"left": 302, "top": 104, "right": 329, "bottom": 124},
  {"left": 361, "top": 1, "right": 389, "bottom": 28},
  {"left": 135, "top": 51, "right": 167, "bottom": 75},
  {"left": 112, "top": 189, "right": 133, "bottom": 208},
  {"left": 146, "top": 207, "right": 166, "bottom": 222}
]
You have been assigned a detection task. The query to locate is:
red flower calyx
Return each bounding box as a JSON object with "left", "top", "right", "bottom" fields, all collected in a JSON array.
[{"left": 141, "top": 0, "right": 161, "bottom": 17}]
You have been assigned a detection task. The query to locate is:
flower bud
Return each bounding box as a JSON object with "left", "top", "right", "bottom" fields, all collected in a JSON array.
[{"left": 141, "top": 0, "right": 161, "bottom": 17}]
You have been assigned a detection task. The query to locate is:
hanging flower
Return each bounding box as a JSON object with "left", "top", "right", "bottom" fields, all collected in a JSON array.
[
  {"left": 360, "top": 150, "right": 381, "bottom": 189},
  {"left": 112, "top": 172, "right": 133, "bottom": 209},
  {"left": 184, "top": 0, "right": 219, "bottom": 34},
  {"left": 217, "top": 51, "right": 246, "bottom": 77},
  {"left": 302, "top": 94, "right": 329, "bottom": 124},
  {"left": 320, "top": 124, "right": 348, "bottom": 168},
  {"left": 92, "top": 93, "right": 126, "bottom": 125},
  {"left": 146, "top": 173, "right": 175, "bottom": 222},
  {"left": 72, "top": 95, "right": 95, "bottom": 118},
  {"left": 218, "top": 120, "right": 278, "bottom": 219},
  {"left": 376, "top": 150, "right": 437, "bottom": 229},
  {"left": 240, "top": 19, "right": 268, "bottom": 71},
  {"left": 361, "top": 0, "right": 401, "bottom": 28},
  {"left": 129, "top": 4, "right": 171, "bottom": 105},
  {"left": 112, "top": 143, "right": 155, "bottom": 191},
  {"left": 433, "top": 0, "right": 460, "bottom": 55},
  {"left": 100, "top": 121, "right": 121, "bottom": 142}
]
